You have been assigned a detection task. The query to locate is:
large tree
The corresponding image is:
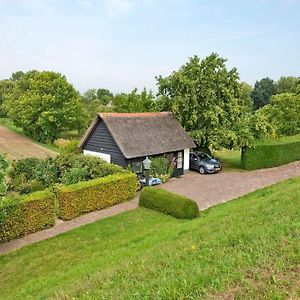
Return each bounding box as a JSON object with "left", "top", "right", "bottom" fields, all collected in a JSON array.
[
  {"left": 0, "top": 79, "right": 15, "bottom": 117},
  {"left": 258, "top": 92, "right": 300, "bottom": 136},
  {"left": 113, "top": 88, "right": 155, "bottom": 113},
  {"left": 97, "top": 88, "right": 114, "bottom": 105},
  {"left": 4, "top": 71, "right": 84, "bottom": 142},
  {"left": 156, "top": 53, "right": 254, "bottom": 150},
  {"left": 251, "top": 77, "right": 276, "bottom": 109},
  {"left": 275, "top": 76, "right": 300, "bottom": 94}
]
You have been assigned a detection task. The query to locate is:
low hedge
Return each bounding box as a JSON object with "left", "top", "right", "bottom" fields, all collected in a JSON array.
[
  {"left": 241, "top": 139, "right": 300, "bottom": 170},
  {"left": 57, "top": 172, "right": 137, "bottom": 220},
  {"left": 0, "top": 191, "right": 55, "bottom": 242},
  {"left": 139, "top": 187, "right": 199, "bottom": 219}
]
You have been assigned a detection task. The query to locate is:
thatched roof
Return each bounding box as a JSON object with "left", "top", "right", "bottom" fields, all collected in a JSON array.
[{"left": 79, "top": 112, "right": 195, "bottom": 159}]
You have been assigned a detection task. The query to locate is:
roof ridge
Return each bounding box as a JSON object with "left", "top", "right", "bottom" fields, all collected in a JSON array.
[{"left": 99, "top": 112, "right": 171, "bottom": 118}]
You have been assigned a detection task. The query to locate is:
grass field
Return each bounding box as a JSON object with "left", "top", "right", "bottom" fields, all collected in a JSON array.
[
  {"left": 213, "top": 148, "right": 242, "bottom": 171},
  {"left": 1, "top": 176, "right": 299, "bottom": 299}
]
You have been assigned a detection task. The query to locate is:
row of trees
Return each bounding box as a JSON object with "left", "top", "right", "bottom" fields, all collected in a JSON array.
[{"left": 0, "top": 54, "right": 299, "bottom": 150}]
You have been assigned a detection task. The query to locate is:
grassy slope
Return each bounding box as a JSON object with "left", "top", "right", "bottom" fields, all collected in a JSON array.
[{"left": 1, "top": 178, "right": 300, "bottom": 299}]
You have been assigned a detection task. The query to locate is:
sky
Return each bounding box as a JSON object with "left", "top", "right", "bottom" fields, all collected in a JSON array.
[{"left": 0, "top": 0, "right": 299, "bottom": 94}]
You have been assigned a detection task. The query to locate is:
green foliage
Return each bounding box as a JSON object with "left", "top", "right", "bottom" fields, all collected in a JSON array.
[
  {"left": 139, "top": 187, "right": 199, "bottom": 219},
  {"left": 150, "top": 156, "right": 173, "bottom": 183},
  {"left": 57, "top": 172, "right": 137, "bottom": 220},
  {"left": 251, "top": 77, "right": 276, "bottom": 109},
  {"left": 53, "top": 138, "right": 81, "bottom": 154},
  {"left": 8, "top": 154, "right": 125, "bottom": 194},
  {"left": 0, "top": 155, "right": 8, "bottom": 196},
  {"left": 156, "top": 53, "right": 254, "bottom": 150},
  {"left": 250, "top": 109, "right": 276, "bottom": 139},
  {"left": 96, "top": 88, "right": 114, "bottom": 105},
  {"left": 0, "top": 191, "right": 55, "bottom": 242},
  {"left": 0, "top": 79, "right": 15, "bottom": 117},
  {"left": 61, "top": 165, "right": 89, "bottom": 185},
  {"left": 4, "top": 70, "right": 85, "bottom": 142},
  {"left": 275, "top": 76, "right": 300, "bottom": 94},
  {"left": 258, "top": 92, "right": 300, "bottom": 136},
  {"left": 241, "top": 135, "right": 300, "bottom": 170},
  {"left": 240, "top": 82, "right": 253, "bottom": 112},
  {"left": 10, "top": 71, "right": 25, "bottom": 81},
  {"left": 113, "top": 88, "right": 156, "bottom": 112}
]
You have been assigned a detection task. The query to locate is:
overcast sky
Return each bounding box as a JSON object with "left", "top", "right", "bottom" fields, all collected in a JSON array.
[{"left": 0, "top": 0, "right": 299, "bottom": 93}]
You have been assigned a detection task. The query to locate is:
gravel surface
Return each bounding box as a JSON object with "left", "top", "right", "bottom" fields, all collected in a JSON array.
[{"left": 161, "top": 160, "right": 300, "bottom": 210}]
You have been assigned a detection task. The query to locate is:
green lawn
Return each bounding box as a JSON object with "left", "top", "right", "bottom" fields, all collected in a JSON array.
[
  {"left": 213, "top": 149, "right": 242, "bottom": 171},
  {"left": 1, "top": 177, "right": 300, "bottom": 299}
]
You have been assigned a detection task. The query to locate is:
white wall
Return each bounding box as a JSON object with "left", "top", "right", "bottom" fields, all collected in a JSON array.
[
  {"left": 184, "top": 148, "right": 190, "bottom": 171},
  {"left": 83, "top": 150, "right": 111, "bottom": 163}
]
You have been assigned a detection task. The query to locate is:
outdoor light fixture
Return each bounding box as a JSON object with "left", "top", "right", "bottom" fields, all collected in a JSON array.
[
  {"left": 142, "top": 156, "right": 152, "bottom": 170},
  {"left": 142, "top": 156, "right": 152, "bottom": 186}
]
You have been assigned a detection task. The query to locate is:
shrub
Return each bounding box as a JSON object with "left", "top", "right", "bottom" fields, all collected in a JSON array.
[
  {"left": 0, "top": 155, "right": 8, "bottom": 196},
  {"left": 54, "top": 138, "right": 81, "bottom": 154},
  {"left": 139, "top": 187, "right": 199, "bottom": 219},
  {"left": 57, "top": 172, "right": 137, "bottom": 220},
  {"left": 0, "top": 190, "right": 55, "bottom": 242},
  {"left": 241, "top": 137, "right": 300, "bottom": 170},
  {"left": 150, "top": 156, "right": 173, "bottom": 183},
  {"left": 8, "top": 154, "right": 125, "bottom": 194}
]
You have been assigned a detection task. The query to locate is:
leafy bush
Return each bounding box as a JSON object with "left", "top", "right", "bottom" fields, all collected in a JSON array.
[
  {"left": 241, "top": 137, "right": 300, "bottom": 170},
  {"left": 150, "top": 156, "right": 173, "bottom": 183},
  {"left": 57, "top": 172, "right": 137, "bottom": 220},
  {"left": 8, "top": 154, "right": 126, "bottom": 194},
  {"left": 139, "top": 187, "right": 199, "bottom": 219},
  {"left": 0, "top": 155, "right": 8, "bottom": 196},
  {"left": 61, "top": 166, "right": 89, "bottom": 185},
  {"left": 0, "top": 190, "right": 55, "bottom": 242},
  {"left": 53, "top": 138, "right": 81, "bottom": 154}
]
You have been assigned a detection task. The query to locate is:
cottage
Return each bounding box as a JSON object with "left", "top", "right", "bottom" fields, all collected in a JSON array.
[{"left": 79, "top": 112, "right": 196, "bottom": 176}]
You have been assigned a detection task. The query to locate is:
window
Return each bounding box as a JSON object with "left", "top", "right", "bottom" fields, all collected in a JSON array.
[
  {"left": 177, "top": 152, "right": 183, "bottom": 169},
  {"left": 131, "top": 162, "right": 143, "bottom": 173}
]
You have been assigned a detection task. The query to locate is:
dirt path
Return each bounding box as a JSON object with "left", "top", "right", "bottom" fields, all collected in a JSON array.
[
  {"left": 0, "top": 125, "right": 57, "bottom": 160},
  {"left": 161, "top": 160, "right": 300, "bottom": 210},
  {"left": 0, "top": 161, "right": 299, "bottom": 255}
]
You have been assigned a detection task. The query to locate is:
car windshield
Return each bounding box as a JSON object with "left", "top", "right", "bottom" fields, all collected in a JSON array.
[{"left": 200, "top": 153, "right": 212, "bottom": 161}]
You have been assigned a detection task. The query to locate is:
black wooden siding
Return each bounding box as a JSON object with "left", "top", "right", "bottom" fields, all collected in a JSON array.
[{"left": 83, "top": 119, "right": 127, "bottom": 167}]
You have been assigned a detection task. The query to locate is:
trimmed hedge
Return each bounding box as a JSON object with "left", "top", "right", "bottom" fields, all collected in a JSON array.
[
  {"left": 57, "top": 172, "right": 137, "bottom": 220},
  {"left": 0, "top": 191, "right": 55, "bottom": 242},
  {"left": 139, "top": 187, "right": 199, "bottom": 219},
  {"left": 241, "top": 139, "right": 300, "bottom": 170}
]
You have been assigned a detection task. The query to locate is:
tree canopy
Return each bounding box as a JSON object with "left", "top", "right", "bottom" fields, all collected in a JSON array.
[
  {"left": 275, "top": 76, "right": 300, "bottom": 94},
  {"left": 4, "top": 71, "right": 84, "bottom": 142},
  {"left": 156, "top": 53, "right": 254, "bottom": 150},
  {"left": 251, "top": 77, "right": 276, "bottom": 109},
  {"left": 258, "top": 92, "right": 300, "bottom": 136},
  {"left": 113, "top": 88, "right": 155, "bottom": 113}
]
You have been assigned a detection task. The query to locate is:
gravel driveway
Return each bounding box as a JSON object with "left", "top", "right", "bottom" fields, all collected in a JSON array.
[{"left": 161, "top": 160, "right": 300, "bottom": 210}]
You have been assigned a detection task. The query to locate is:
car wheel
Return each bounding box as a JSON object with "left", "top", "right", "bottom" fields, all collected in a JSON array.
[{"left": 199, "top": 166, "right": 205, "bottom": 174}]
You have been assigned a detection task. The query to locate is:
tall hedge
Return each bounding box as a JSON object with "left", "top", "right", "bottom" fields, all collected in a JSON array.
[
  {"left": 139, "top": 187, "right": 199, "bottom": 219},
  {"left": 0, "top": 191, "right": 55, "bottom": 242},
  {"left": 241, "top": 140, "right": 300, "bottom": 170},
  {"left": 57, "top": 173, "right": 137, "bottom": 220}
]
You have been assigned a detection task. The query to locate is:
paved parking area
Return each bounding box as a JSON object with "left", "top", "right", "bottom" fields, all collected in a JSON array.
[{"left": 161, "top": 160, "right": 300, "bottom": 210}]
